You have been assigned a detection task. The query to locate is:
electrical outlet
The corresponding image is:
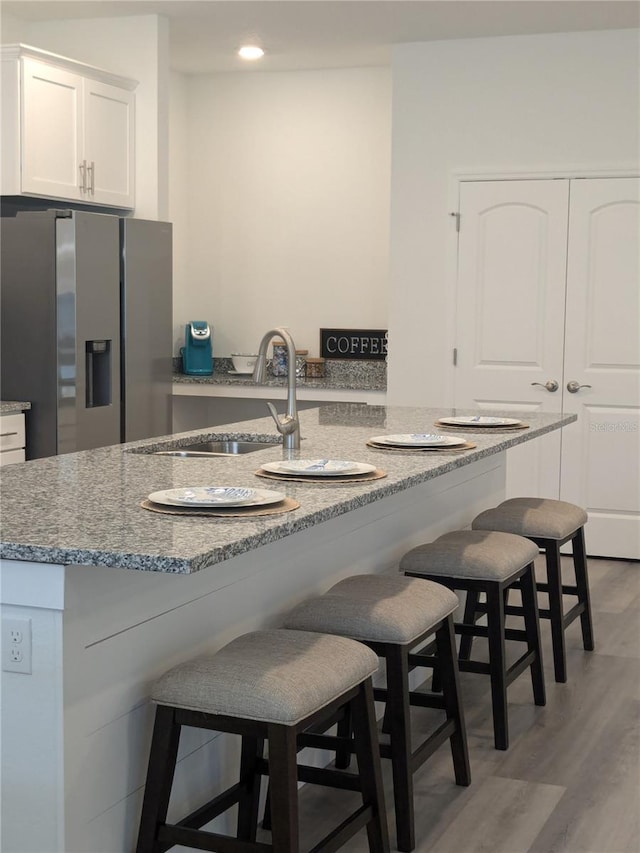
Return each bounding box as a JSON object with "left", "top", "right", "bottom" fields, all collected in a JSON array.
[{"left": 2, "top": 616, "right": 32, "bottom": 674}]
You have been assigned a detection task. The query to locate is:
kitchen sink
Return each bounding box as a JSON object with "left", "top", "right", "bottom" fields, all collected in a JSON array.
[{"left": 152, "top": 439, "right": 280, "bottom": 457}]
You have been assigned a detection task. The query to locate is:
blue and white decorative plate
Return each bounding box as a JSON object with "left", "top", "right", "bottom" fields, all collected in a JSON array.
[
  {"left": 148, "top": 487, "right": 284, "bottom": 508},
  {"left": 370, "top": 433, "right": 468, "bottom": 448},
  {"left": 261, "top": 459, "right": 375, "bottom": 477},
  {"left": 436, "top": 416, "right": 523, "bottom": 427}
]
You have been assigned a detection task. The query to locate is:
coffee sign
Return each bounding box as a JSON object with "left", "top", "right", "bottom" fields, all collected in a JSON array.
[{"left": 320, "top": 328, "right": 388, "bottom": 360}]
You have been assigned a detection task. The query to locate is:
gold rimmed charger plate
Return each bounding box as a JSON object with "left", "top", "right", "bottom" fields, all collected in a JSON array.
[
  {"left": 141, "top": 497, "right": 300, "bottom": 517},
  {"left": 255, "top": 468, "right": 387, "bottom": 484},
  {"left": 366, "top": 440, "right": 476, "bottom": 453},
  {"left": 434, "top": 420, "right": 529, "bottom": 432}
]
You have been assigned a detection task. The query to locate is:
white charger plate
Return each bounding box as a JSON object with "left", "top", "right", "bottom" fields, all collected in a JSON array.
[
  {"left": 260, "top": 459, "right": 376, "bottom": 477},
  {"left": 370, "top": 433, "right": 468, "bottom": 448},
  {"left": 148, "top": 486, "right": 285, "bottom": 508},
  {"left": 436, "top": 416, "right": 523, "bottom": 427}
]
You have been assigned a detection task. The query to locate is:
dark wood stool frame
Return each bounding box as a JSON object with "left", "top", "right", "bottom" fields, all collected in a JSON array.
[
  {"left": 136, "top": 677, "right": 390, "bottom": 853},
  {"left": 265, "top": 613, "right": 471, "bottom": 853},
  {"left": 461, "top": 526, "right": 594, "bottom": 683},
  {"left": 404, "top": 562, "right": 546, "bottom": 751}
]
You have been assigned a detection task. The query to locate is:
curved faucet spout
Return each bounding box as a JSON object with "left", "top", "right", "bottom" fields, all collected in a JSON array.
[{"left": 253, "top": 327, "right": 300, "bottom": 450}]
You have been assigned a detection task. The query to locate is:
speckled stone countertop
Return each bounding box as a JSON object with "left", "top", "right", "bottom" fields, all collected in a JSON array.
[
  {"left": 0, "top": 404, "right": 574, "bottom": 574},
  {"left": 0, "top": 401, "right": 31, "bottom": 414},
  {"left": 173, "top": 358, "right": 386, "bottom": 392}
]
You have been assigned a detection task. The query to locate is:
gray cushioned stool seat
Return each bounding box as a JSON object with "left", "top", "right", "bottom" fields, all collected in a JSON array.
[
  {"left": 284, "top": 574, "right": 459, "bottom": 644},
  {"left": 399, "top": 530, "right": 539, "bottom": 580},
  {"left": 472, "top": 497, "right": 593, "bottom": 685},
  {"left": 400, "top": 529, "right": 546, "bottom": 752},
  {"left": 472, "top": 497, "right": 587, "bottom": 540},
  {"left": 152, "top": 629, "right": 378, "bottom": 726},
  {"left": 279, "top": 573, "right": 470, "bottom": 852},
  {"left": 138, "top": 629, "right": 390, "bottom": 853}
]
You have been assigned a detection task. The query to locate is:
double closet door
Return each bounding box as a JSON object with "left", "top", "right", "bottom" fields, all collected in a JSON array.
[{"left": 454, "top": 177, "right": 639, "bottom": 559}]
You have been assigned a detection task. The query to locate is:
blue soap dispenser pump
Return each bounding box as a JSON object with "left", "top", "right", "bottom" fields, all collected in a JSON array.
[{"left": 182, "top": 321, "right": 213, "bottom": 375}]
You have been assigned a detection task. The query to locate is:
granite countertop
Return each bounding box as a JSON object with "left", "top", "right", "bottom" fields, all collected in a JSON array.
[
  {"left": 0, "top": 401, "right": 31, "bottom": 414},
  {"left": 172, "top": 358, "right": 387, "bottom": 392},
  {"left": 0, "top": 404, "right": 574, "bottom": 574}
]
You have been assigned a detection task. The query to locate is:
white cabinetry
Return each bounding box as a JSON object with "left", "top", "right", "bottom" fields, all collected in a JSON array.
[
  {"left": 0, "top": 413, "right": 26, "bottom": 466},
  {"left": 1, "top": 44, "right": 136, "bottom": 209}
]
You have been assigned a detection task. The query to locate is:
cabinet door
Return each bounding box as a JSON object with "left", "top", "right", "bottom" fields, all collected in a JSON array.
[
  {"left": 454, "top": 179, "right": 569, "bottom": 499},
  {"left": 560, "top": 177, "right": 640, "bottom": 558},
  {"left": 82, "top": 78, "right": 134, "bottom": 208},
  {"left": 21, "top": 58, "right": 83, "bottom": 201},
  {"left": 0, "top": 413, "right": 25, "bottom": 466}
]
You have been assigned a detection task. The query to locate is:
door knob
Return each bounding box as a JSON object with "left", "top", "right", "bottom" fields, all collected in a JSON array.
[
  {"left": 531, "top": 380, "right": 559, "bottom": 392},
  {"left": 566, "top": 380, "right": 592, "bottom": 394}
]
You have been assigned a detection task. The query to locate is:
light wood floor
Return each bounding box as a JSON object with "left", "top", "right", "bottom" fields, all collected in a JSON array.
[{"left": 289, "top": 556, "right": 640, "bottom": 853}]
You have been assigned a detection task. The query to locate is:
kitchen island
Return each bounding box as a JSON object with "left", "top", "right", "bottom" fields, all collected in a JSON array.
[{"left": 0, "top": 403, "right": 573, "bottom": 852}]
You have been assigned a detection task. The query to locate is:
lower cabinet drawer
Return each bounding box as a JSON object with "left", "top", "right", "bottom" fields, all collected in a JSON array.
[
  {"left": 0, "top": 413, "right": 25, "bottom": 451},
  {"left": 0, "top": 447, "right": 25, "bottom": 466}
]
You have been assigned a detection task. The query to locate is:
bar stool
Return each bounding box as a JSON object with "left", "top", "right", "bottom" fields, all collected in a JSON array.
[
  {"left": 136, "top": 629, "right": 390, "bottom": 853},
  {"left": 472, "top": 497, "right": 594, "bottom": 683},
  {"left": 400, "top": 530, "right": 546, "bottom": 751},
  {"left": 282, "top": 573, "right": 471, "bottom": 853}
]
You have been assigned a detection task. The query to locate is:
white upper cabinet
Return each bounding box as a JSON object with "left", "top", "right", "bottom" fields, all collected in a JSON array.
[{"left": 1, "top": 44, "right": 136, "bottom": 209}]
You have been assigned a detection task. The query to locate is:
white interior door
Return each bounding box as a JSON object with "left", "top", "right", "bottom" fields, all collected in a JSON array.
[
  {"left": 560, "top": 177, "right": 640, "bottom": 558},
  {"left": 454, "top": 179, "right": 569, "bottom": 499}
]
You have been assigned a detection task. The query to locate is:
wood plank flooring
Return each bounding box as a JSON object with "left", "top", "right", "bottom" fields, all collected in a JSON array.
[{"left": 287, "top": 556, "right": 640, "bottom": 853}]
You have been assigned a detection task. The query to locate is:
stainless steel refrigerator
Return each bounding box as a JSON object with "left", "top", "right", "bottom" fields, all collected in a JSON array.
[{"left": 1, "top": 209, "right": 172, "bottom": 459}]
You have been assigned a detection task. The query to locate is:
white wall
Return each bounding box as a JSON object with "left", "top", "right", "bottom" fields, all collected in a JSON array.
[
  {"left": 176, "top": 66, "right": 391, "bottom": 357},
  {"left": 0, "top": 12, "right": 26, "bottom": 42},
  {"left": 169, "top": 71, "right": 189, "bottom": 351},
  {"left": 23, "top": 15, "right": 170, "bottom": 220},
  {"left": 387, "top": 28, "right": 640, "bottom": 406}
]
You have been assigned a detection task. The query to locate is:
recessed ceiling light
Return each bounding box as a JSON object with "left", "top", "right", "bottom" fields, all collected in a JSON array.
[{"left": 238, "top": 45, "right": 264, "bottom": 61}]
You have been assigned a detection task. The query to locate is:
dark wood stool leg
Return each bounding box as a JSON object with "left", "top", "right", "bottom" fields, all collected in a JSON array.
[
  {"left": 261, "top": 786, "right": 272, "bottom": 831},
  {"left": 573, "top": 527, "right": 595, "bottom": 651},
  {"left": 519, "top": 564, "right": 546, "bottom": 707},
  {"left": 351, "top": 679, "right": 391, "bottom": 853},
  {"left": 335, "top": 705, "right": 353, "bottom": 769},
  {"left": 435, "top": 615, "right": 471, "bottom": 786},
  {"left": 432, "top": 589, "right": 478, "bottom": 693},
  {"left": 267, "top": 724, "right": 300, "bottom": 853},
  {"left": 237, "top": 735, "right": 264, "bottom": 841},
  {"left": 385, "top": 644, "right": 414, "bottom": 852},
  {"left": 458, "top": 589, "right": 481, "bottom": 662},
  {"left": 136, "top": 705, "right": 181, "bottom": 853},
  {"left": 546, "top": 542, "right": 568, "bottom": 683},
  {"left": 486, "top": 584, "right": 509, "bottom": 750},
  {"left": 381, "top": 698, "right": 393, "bottom": 733}
]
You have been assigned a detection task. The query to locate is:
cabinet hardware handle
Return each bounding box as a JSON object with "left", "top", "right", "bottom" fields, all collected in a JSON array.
[
  {"left": 87, "top": 161, "right": 95, "bottom": 194},
  {"left": 79, "top": 160, "right": 87, "bottom": 192},
  {"left": 531, "top": 380, "right": 559, "bottom": 392},
  {"left": 566, "top": 381, "right": 592, "bottom": 394},
  {"left": 0, "top": 431, "right": 18, "bottom": 438}
]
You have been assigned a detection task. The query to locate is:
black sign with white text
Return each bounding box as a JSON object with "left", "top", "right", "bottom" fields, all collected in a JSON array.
[{"left": 320, "top": 328, "right": 388, "bottom": 360}]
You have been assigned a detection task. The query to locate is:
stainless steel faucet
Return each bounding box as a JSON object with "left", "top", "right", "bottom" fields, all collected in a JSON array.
[{"left": 253, "top": 327, "right": 301, "bottom": 450}]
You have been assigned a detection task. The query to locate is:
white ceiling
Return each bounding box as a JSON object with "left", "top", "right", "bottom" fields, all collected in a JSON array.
[{"left": 2, "top": 0, "right": 639, "bottom": 73}]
